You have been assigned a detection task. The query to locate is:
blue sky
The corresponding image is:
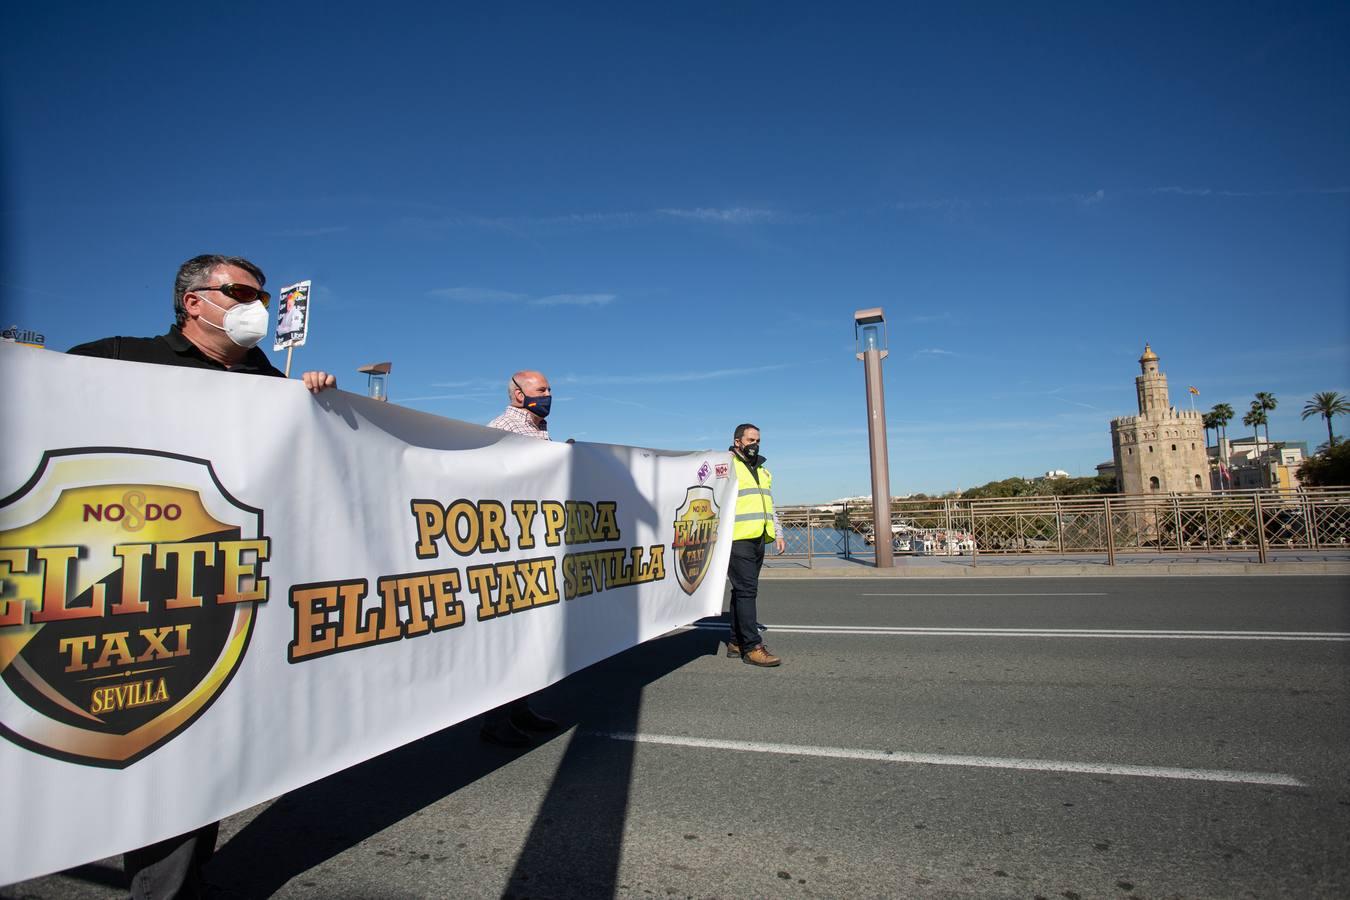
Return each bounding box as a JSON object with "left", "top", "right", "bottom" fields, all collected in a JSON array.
[{"left": 3, "top": 1, "right": 1347, "bottom": 503}]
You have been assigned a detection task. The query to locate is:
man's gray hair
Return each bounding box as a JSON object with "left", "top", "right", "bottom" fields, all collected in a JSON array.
[{"left": 173, "top": 254, "right": 265, "bottom": 325}]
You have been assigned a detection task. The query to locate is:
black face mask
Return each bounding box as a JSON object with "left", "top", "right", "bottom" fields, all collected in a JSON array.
[
  {"left": 513, "top": 378, "right": 552, "bottom": 418},
  {"left": 522, "top": 393, "right": 552, "bottom": 419},
  {"left": 741, "top": 442, "right": 760, "bottom": 457}
]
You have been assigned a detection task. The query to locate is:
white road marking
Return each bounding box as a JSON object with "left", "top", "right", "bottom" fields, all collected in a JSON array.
[
  {"left": 862, "top": 592, "right": 1109, "bottom": 596},
  {"left": 686, "top": 623, "right": 1350, "bottom": 641},
  {"left": 591, "top": 731, "right": 1306, "bottom": 787}
]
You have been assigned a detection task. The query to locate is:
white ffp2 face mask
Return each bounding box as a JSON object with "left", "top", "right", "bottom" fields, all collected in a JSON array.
[{"left": 200, "top": 296, "right": 270, "bottom": 348}]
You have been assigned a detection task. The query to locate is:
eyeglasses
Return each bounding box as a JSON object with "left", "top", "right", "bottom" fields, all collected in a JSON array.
[{"left": 190, "top": 283, "right": 271, "bottom": 307}]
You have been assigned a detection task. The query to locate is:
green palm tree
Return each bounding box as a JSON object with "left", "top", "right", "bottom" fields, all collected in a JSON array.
[
  {"left": 1211, "top": 403, "right": 1234, "bottom": 448},
  {"left": 1201, "top": 411, "right": 1218, "bottom": 448},
  {"left": 1244, "top": 404, "right": 1267, "bottom": 447},
  {"left": 1254, "top": 392, "right": 1277, "bottom": 444},
  {"left": 1301, "top": 391, "right": 1350, "bottom": 448}
]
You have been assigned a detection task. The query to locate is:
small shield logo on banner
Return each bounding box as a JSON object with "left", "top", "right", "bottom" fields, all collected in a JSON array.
[
  {"left": 0, "top": 449, "right": 270, "bottom": 768},
  {"left": 672, "top": 485, "right": 720, "bottom": 595}
]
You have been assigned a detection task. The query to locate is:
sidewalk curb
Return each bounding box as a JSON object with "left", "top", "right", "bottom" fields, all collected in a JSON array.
[{"left": 760, "top": 562, "right": 1350, "bottom": 578}]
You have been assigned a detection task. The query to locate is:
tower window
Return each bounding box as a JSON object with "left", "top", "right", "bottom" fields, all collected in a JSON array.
[
  {"left": 1149, "top": 446, "right": 1154, "bottom": 453},
  {"left": 1127, "top": 447, "right": 1133, "bottom": 455},
  {"left": 1172, "top": 444, "right": 1177, "bottom": 451},
  {"left": 1194, "top": 474, "right": 1202, "bottom": 489},
  {"left": 1191, "top": 443, "right": 1196, "bottom": 450},
  {"left": 1150, "top": 476, "right": 1160, "bottom": 491}
]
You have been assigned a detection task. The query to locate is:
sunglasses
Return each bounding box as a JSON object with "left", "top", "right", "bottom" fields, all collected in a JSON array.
[{"left": 190, "top": 283, "right": 271, "bottom": 307}]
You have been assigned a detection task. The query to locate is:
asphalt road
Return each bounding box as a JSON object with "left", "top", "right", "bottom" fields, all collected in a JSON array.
[{"left": 6, "top": 576, "right": 1349, "bottom": 899}]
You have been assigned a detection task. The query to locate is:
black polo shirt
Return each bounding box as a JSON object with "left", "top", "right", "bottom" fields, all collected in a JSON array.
[{"left": 67, "top": 326, "right": 284, "bottom": 378}]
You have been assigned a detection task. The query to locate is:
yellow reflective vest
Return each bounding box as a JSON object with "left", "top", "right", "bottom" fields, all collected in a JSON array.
[{"left": 732, "top": 455, "right": 776, "bottom": 542}]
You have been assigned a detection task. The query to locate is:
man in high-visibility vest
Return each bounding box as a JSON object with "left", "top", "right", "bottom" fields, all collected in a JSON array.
[{"left": 726, "top": 423, "right": 786, "bottom": 666}]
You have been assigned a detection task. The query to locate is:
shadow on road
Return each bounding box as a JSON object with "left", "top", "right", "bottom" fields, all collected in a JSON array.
[
  {"left": 202, "top": 628, "right": 721, "bottom": 897},
  {"left": 501, "top": 627, "right": 721, "bottom": 898}
]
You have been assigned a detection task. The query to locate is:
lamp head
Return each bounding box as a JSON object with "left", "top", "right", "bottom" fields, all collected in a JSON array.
[
  {"left": 358, "top": 361, "right": 392, "bottom": 401},
  {"left": 853, "top": 307, "right": 887, "bottom": 359}
]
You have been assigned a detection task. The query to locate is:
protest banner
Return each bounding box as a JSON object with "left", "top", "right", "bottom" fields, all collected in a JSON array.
[{"left": 0, "top": 344, "right": 734, "bottom": 884}]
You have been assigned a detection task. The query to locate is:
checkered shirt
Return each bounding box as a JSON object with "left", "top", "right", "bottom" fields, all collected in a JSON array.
[{"left": 486, "top": 405, "right": 550, "bottom": 441}]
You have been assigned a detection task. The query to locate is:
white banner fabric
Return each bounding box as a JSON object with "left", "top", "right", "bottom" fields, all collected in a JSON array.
[{"left": 0, "top": 345, "right": 736, "bottom": 884}]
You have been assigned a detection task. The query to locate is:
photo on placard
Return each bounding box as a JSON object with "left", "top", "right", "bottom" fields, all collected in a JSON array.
[{"left": 274, "top": 280, "right": 311, "bottom": 351}]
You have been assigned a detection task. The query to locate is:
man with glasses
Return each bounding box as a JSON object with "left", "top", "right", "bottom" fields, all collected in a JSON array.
[
  {"left": 480, "top": 369, "right": 562, "bottom": 746},
  {"left": 66, "top": 254, "right": 335, "bottom": 900},
  {"left": 69, "top": 253, "right": 335, "bottom": 391}
]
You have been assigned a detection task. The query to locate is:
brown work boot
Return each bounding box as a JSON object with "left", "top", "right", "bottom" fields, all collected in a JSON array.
[
  {"left": 726, "top": 641, "right": 740, "bottom": 658},
  {"left": 741, "top": 644, "right": 781, "bottom": 667}
]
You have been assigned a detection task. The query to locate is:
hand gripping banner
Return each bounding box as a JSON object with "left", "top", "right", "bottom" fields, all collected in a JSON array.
[{"left": 0, "top": 344, "right": 736, "bottom": 884}]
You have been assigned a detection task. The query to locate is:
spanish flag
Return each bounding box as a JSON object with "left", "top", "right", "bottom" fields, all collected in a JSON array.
[{"left": 1188, "top": 386, "right": 1200, "bottom": 395}]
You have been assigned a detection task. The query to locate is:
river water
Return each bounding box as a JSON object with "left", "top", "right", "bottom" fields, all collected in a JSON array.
[{"left": 782, "top": 526, "right": 876, "bottom": 558}]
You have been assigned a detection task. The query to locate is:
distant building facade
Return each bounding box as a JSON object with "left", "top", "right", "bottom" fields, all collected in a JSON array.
[
  {"left": 1210, "top": 437, "right": 1307, "bottom": 490},
  {"left": 1109, "top": 344, "right": 1209, "bottom": 495}
]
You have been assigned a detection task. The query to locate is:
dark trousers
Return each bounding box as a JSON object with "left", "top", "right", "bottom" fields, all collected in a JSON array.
[
  {"left": 728, "top": 538, "right": 766, "bottom": 649},
  {"left": 482, "top": 695, "right": 533, "bottom": 728},
  {"left": 124, "top": 821, "right": 219, "bottom": 900}
]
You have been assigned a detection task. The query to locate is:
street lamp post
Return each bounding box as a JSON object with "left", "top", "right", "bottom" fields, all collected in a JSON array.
[
  {"left": 358, "top": 362, "right": 392, "bottom": 402},
  {"left": 855, "top": 308, "right": 893, "bottom": 568}
]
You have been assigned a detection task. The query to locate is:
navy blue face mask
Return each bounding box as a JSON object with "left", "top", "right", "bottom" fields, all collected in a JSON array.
[
  {"left": 524, "top": 394, "right": 552, "bottom": 418},
  {"left": 514, "top": 379, "right": 552, "bottom": 418}
]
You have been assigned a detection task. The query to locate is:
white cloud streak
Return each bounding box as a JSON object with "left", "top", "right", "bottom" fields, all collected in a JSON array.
[
  {"left": 530, "top": 293, "right": 616, "bottom": 307},
  {"left": 392, "top": 393, "right": 497, "bottom": 404},
  {"left": 556, "top": 363, "right": 793, "bottom": 386},
  {"left": 427, "top": 287, "right": 528, "bottom": 303},
  {"left": 270, "top": 225, "right": 350, "bottom": 238},
  {"left": 403, "top": 206, "right": 797, "bottom": 233},
  {"left": 890, "top": 185, "right": 1349, "bottom": 215},
  {"left": 893, "top": 198, "right": 975, "bottom": 212},
  {"left": 428, "top": 287, "right": 615, "bottom": 307},
  {"left": 1148, "top": 186, "right": 1350, "bottom": 198},
  {"left": 428, "top": 377, "right": 500, "bottom": 389},
  {"left": 657, "top": 207, "right": 782, "bottom": 224}
]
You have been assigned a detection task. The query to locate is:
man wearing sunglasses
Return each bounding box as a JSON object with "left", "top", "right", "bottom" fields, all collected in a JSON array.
[
  {"left": 65, "top": 254, "right": 335, "bottom": 900},
  {"left": 68, "top": 253, "right": 336, "bottom": 393}
]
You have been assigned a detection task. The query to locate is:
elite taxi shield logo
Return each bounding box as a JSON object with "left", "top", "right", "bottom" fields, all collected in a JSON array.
[
  {"left": 672, "top": 485, "right": 719, "bottom": 595},
  {"left": 0, "top": 449, "right": 270, "bottom": 768}
]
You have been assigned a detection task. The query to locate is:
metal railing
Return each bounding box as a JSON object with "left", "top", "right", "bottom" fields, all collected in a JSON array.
[{"left": 774, "top": 488, "right": 1350, "bottom": 566}]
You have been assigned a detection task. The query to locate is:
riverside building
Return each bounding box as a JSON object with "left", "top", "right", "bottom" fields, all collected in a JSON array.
[{"left": 1109, "top": 344, "right": 1210, "bottom": 495}]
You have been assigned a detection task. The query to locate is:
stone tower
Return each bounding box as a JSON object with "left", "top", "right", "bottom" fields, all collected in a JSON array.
[{"left": 1109, "top": 344, "right": 1209, "bottom": 495}]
